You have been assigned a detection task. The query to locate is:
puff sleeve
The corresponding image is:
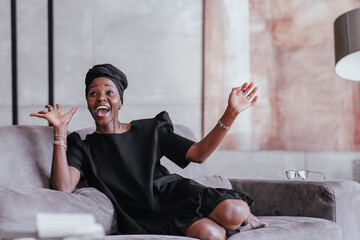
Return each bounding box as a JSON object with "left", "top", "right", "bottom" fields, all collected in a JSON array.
[
  {"left": 66, "top": 132, "right": 85, "bottom": 177},
  {"left": 156, "top": 111, "right": 195, "bottom": 168}
]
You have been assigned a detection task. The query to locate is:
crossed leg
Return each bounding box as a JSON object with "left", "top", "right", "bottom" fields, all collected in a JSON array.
[{"left": 184, "top": 199, "right": 267, "bottom": 240}]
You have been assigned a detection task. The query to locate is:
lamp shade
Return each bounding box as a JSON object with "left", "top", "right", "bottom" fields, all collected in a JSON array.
[{"left": 334, "top": 8, "right": 360, "bottom": 81}]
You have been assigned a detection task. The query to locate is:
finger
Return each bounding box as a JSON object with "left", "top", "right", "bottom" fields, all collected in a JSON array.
[
  {"left": 37, "top": 110, "right": 48, "bottom": 114},
  {"left": 29, "top": 113, "right": 45, "bottom": 118},
  {"left": 246, "top": 87, "right": 258, "bottom": 99},
  {"left": 231, "top": 87, "right": 242, "bottom": 96},
  {"left": 241, "top": 83, "right": 248, "bottom": 92},
  {"left": 232, "top": 87, "right": 242, "bottom": 93},
  {"left": 56, "top": 104, "right": 62, "bottom": 111},
  {"left": 243, "top": 82, "right": 254, "bottom": 94},
  {"left": 65, "top": 106, "right": 78, "bottom": 123},
  {"left": 251, "top": 96, "right": 258, "bottom": 106},
  {"left": 69, "top": 106, "right": 78, "bottom": 115},
  {"left": 45, "top": 104, "right": 54, "bottom": 111}
]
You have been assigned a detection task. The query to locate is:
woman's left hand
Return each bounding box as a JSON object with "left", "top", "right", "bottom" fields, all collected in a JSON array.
[
  {"left": 186, "top": 82, "right": 258, "bottom": 163},
  {"left": 228, "top": 82, "right": 258, "bottom": 115}
]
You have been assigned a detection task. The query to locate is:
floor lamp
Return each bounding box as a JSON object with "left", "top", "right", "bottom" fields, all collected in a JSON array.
[
  {"left": 334, "top": 8, "right": 360, "bottom": 182},
  {"left": 334, "top": 8, "right": 360, "bottom": 81}
]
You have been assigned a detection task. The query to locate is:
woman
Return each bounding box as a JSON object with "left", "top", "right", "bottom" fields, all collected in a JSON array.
[{"left": 30, "top": 64, "right": 266, "bottom": 240}]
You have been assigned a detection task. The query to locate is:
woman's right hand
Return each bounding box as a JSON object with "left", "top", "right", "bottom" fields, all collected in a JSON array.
[
  {"left": 30, "top": 104, "right": 78, "bottom": 129},
  {"left": 31, "top": 104, "right": 80, "bottom": 192}
]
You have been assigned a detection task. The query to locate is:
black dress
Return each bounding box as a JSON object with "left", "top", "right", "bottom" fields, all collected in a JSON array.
[{"left": 67, "top": 111, "right": 253, "bottom": 236}]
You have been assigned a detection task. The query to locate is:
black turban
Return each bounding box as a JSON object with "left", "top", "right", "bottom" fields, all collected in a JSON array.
[{"left": 85, "top": 63, "right": 128, "bottom": 103}]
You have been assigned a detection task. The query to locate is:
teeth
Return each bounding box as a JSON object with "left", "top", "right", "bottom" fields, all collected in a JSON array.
[
  {"left": 95, "top": 106, "right": 110, "bottom": 116},
  {"left": 96, "top": 106, "right": 110, "bottom": 110}
]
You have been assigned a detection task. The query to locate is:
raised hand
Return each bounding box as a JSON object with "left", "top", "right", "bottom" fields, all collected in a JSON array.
[
  {"left": 30, "top": 104, "right": 78, "bottom": 129},
  {"left": 228, "top": 82, "right": 258, "bottom": 115}
]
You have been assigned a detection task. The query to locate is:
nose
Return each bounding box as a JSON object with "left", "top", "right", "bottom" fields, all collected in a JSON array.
[{"left": 96, "top": 93, "right": 107, "bottom": 102}]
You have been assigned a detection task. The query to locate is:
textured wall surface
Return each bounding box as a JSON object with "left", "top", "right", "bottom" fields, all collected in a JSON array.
[
  {"left": 17, "top": 0, "right": 48, "bottom": 126},
  {"left": 203, "top": 0, "right": 254, "bottom": 149},
  {"left": 203, "top": 0, "right": 360, "bottom": 151},
  {"left": 202, "top": 0, "right": 360, "bottom": 180},
  {"left": 53, "top": 0, "right": 203, "bottom": 136},
  {"left": 249, "top": 0, "right": 360, "bottom": 151},
  {"left": 0, "top": 0, "right": 203, "bottom": 138},
  {"left": 0, "top": 0, "right": 11, "bottom": 126}
]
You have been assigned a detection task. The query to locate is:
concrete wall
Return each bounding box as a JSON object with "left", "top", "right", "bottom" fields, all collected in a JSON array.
[
  {"left": 1, "top": 0, "right": 203, "bottom": 138},
  {"left": 53, "top": 0, "right": 203, "bottom": 137},
  {"left": 0, "top": 0, "right": 12, "bottom": 126},
  {"left": 17, "top": 0, "right": 48, "bottom": 126}
]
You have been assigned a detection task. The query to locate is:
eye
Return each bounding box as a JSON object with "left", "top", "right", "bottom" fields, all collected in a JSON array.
[
  {"left": 89, "top": 91, "right": 97, "bottom": 97},
  {"left": 106, "top": 90, "right": 114, "bottom": 95}
]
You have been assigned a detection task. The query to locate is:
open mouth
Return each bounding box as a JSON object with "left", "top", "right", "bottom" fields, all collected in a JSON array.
[{"left": 95, "top": 105, "right": 110, "bottom": 117}]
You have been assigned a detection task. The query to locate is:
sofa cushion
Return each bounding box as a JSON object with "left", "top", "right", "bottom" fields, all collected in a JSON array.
[
  {"left": 86, "top": 216, "right": 341, "bottom": 240},
  {"left": 193, "top": 175, "right": 232, "bottom": 189},
  {"left": 104, "top": 235, "right": 196, "bottom": 240},
  {"left": 230, "top": 179, "right": 337, "bottom": 221},
  {"left": 0, "top": 187, "right": 116, "bottom": 238},
  {"left": 230, "top": 179, "right": 360, "bottom": 240},
  {"left": 231, "top": 216, "right": 342, "bottom": 240}
]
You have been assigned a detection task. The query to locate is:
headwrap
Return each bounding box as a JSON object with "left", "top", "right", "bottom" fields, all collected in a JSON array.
[{"left": 85, "top": 63, "right": 128, "bottom": 103}]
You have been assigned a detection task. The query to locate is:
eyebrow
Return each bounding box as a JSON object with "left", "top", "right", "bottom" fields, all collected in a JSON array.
[{"left": 89, "top": 84, "right": 116, "bottom": 89}]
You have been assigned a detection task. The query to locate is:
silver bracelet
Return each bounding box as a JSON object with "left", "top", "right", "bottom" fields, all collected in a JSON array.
[
  {"left": 217, "top": 120, "right": 230, "bottom": 131},
  {"left": 54, "top": 140, "right": 67, "bottom": 149}
]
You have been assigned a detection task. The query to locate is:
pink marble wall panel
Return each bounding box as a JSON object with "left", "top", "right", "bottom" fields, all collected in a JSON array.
[
  {"left": 250, "top": 0, "right": 360, "bottom": 150},
  {"left": 204, "top": 0, "right": 360, "bottom": 150},
  {"left": 203, "top": 0, "right": 255, "bottom": 150},
  {"left": 203, "top": 0, "right": 226, "bottom": 137}
]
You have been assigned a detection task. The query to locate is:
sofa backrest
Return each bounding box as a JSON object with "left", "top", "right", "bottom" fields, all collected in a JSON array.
[
  {"left": 0, "top": 125, "right": 53, "bottom": 188},
  {"left": 0, "top": 124, "right": 209, "bottom": 188}
]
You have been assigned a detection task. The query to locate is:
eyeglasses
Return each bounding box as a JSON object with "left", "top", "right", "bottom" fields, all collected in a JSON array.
[{"left": 286, "top": 170, "right": 326, "bottom": 180}]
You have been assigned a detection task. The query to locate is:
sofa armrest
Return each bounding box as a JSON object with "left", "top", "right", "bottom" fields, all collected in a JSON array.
[{"left": 230, "top": 179, "right": 360, "bottom": 240}]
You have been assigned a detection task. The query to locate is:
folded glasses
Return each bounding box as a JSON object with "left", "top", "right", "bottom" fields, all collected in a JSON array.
[{"left": 286, "top": 170, "right": 326, "bottom": 180}]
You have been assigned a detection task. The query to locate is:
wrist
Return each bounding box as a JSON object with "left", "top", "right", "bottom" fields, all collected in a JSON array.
[
  {"left": 53, "top": 125, "right": 68, "bottom": 136},
  {"left": 217, "top": 120, "right": 230, "bottom": 131},
  {"left": 224, "top": 106, "right": 240, "bottom": 119},
  {"left": 218, "top": 106, "right": 239, "bottom": 129}
]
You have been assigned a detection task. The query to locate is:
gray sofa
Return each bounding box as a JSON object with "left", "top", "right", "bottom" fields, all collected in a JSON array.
[{"left": 0, "top": 124, "right": 359, "bottom": 240}]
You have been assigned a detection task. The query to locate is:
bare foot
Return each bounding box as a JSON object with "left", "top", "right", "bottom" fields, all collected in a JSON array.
[{"left": 241, "top": 214, "right": 268, "bottom": 230}]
